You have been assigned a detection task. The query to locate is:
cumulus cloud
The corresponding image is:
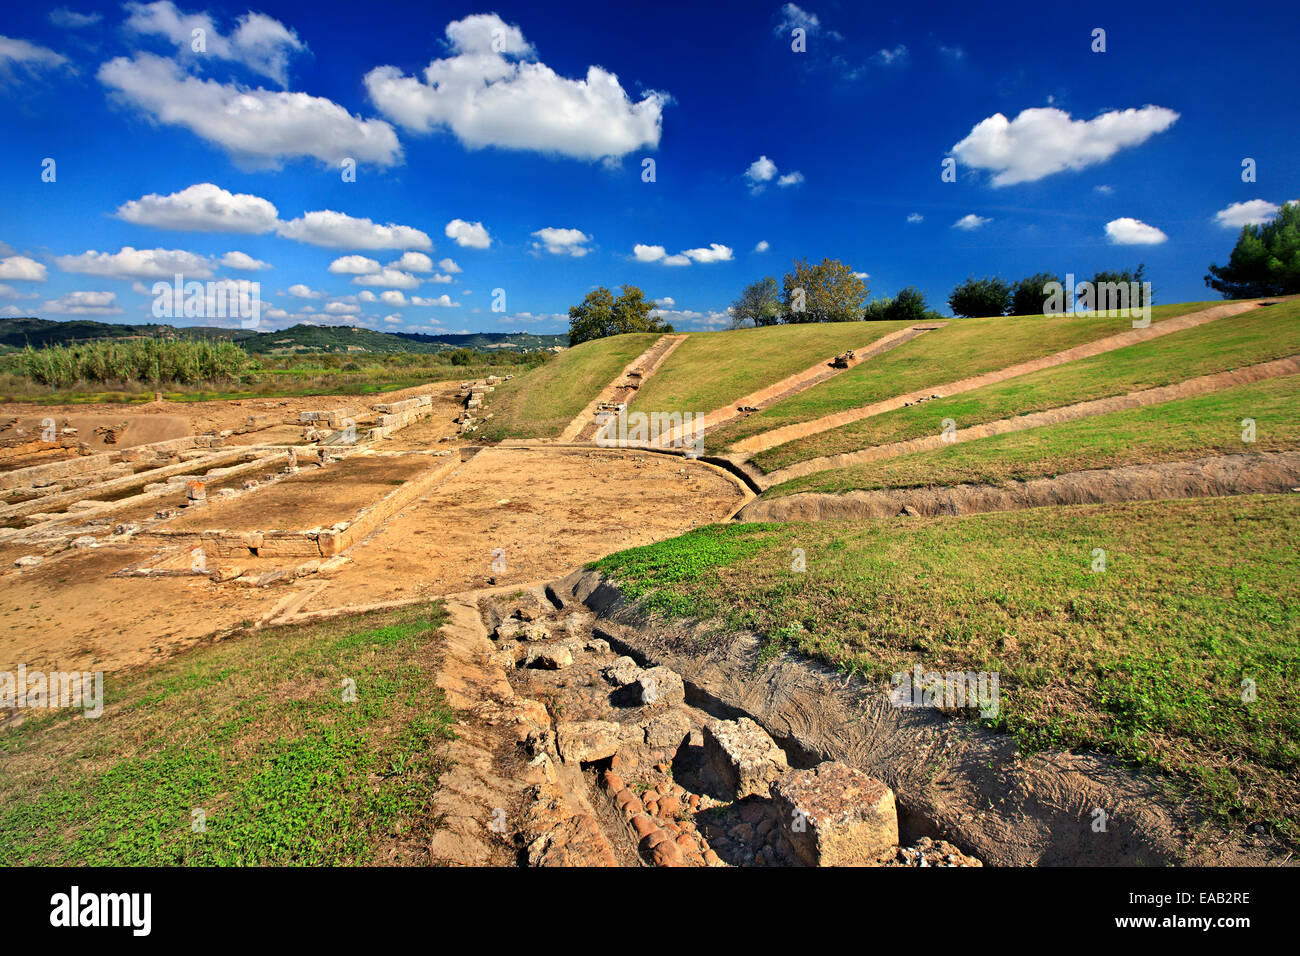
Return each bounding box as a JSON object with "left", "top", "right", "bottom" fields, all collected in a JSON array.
[
  {"left": 414, "top": 293, "right": 459, "bottom": 307},
  {"left": 1105, "top": 217, "right": 1167, "bottom": 245},
  {"left": 744, "top": 155, "right": 803, "bottom": 193},
  {"left": 277, "top": 210, "right": 432, "bottom": 250},
  {"left": 41, "top": 291, "right": 122, "bottom": 315},
  {"left": 953, "top": 214, "right": 990, "bottom": 230},
  {"left": 906, "top": 213, "right": 924, "bottom": 223},
  {"left": 445, "top": 219, "right": 491, "bottom": 249},
  {"left": 123, "top": 1, "right": 305, "bottom": 87},
  {"left": 874, "top": 45, "right": 908, "bottom": 65},
  {"left": 0, "top": 34, "right": 68, "bottom": 78},
  {"left": 0, "top": 255, "right": 48, "bottom": 281},
  {"left": 633, "top": 244, "right": 667, "bottom": 263},
  {"left": 287, "top": 284, "right": 321, "bottom": 298},
  {"left": 532, "top": 227, "right": 591, "bottom": 257},
  {"left": 364, "top": 13, "right": 666, "bottom": 162},
  {"left": 438, "top": 257, "right": 462, "bottom": 274},
  {"left": 98, "top": 53, "right": 401, "bottom": 169},
  {"left": 327, "top": 255, "right": 381, "bottom": 275},
  {"left": 950, "top": 105, "right": 1179, "bottom": 186},
  {"left": 682, "top": 243, "right": 733, "bottom": 263},
  {"left": 115, "top": 182, "right": 280, "bottom": 233},
  {"left": 389, "top": 251, "right": 434, "bottom": 272},
  {"left": 56, "top": 246, "right": 215, "bottom": 279},
  {"left": 220, "top": 250, "right": 270, "bottom": 271},
  {"left": 754, "top": 240, "right": 770, "bottom": 252},
  {"left": 777, "top": 171, "right": 804, "bottom": 187},
  {"left": 1213, "top": 199, "right": 1282, "bottom": 228},
  {"left": 350, "top": 268, "right": 421, "bottom": 289}
]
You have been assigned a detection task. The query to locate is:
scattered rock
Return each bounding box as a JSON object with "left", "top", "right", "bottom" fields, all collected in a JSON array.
[
  {"left": 556, "top": 720, "right": 622, "bottom": 763},
  {"left": 702, "top": 717, "right": 789, "bottom": 800},
  {"left": 772, "top": 761, "right": 898, "bottom": 867}
]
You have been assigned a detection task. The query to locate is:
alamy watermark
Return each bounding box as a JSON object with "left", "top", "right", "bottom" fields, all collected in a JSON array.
[
  {"left": 1043, "top": 274, "right": 1152, "bottom": 328},
  {"left": 1, "top": 665, "right": 104, "bottom": 718},
  {"left": 152, "top": 274, "right": 261, "bottom": 329},
  {"left": 595, "top": 408, "right": 705, "bottom": 458},
  {"left": 890, "top": 664, "right": 1000, "bottom": 718}
]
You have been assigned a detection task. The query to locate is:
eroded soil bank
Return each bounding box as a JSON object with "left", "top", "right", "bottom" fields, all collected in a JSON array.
[
  {"left": 539, "top": 568, "right": 1286, "bottom": 866},
  {"left": 739, "top": 451, "right": 1300, "bottom": 522}
]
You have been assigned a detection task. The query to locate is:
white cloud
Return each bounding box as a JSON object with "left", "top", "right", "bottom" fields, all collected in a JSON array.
[
  {"left": 659, "top": 296, "right": 675, "bottom": 306},
  {"left": 389, "top": 251, "right": 434, "bottom": 272},
  {"left": 906, "top": 213, "right": 924, "bottom": 223},
  {"left": 682, "top": 243, "right": 733, "bottom": 263},
  {"left": 365, "top": 13, "right": 665, "bottom": 162},
  {"left": 874, "top": 45, "right": 908, "bottom": 65},
  {"left": 445, "top": 219, "right": 491, "bottom": 249},
  {"left": 662, "top": 254, "right": 691, "bottom": 266},
  {"left": 123, "top": 1, "right": 305, "bottom": 87},
  {"left": 0, "top": 255, "right": 48, "bottom": 281},
  {"left": 754, "top": 240, "right": 770, "bottom": 252},
  {"left": 853, "top": 272, "right": 869, "bottom": 280},
  {"left": 381, "top": 313, "right": 402, "bottom": 324},
  {"left": 327, "top": 255, "right": 382, "bottom": 275},
  {"left": 532, "top": 227, "right": 591, "bottom": 257},
  {"left": 1213, "top": 199, "right": 1281, "bottom": 229},
  {"left": 950, "top": 105, "right": 1179, "bottom": 186},
  {"left": 379, "top": 290, "right": 408, "bottom": 305},
  {"left": 56, "top": 246, "right": 215, "bottom": 279},
  {"left": 351, "top": 269, "right": 420, "bottom": 289},
  {"left": 0, "top": 35, "right": 67, "bottom": 77},
  {"left": 115, "top": 182, "right": 280, "bottom": 234},
  {"left": 777, "top": 171, "right": 804, "bottom": 187},
  {"left": 1105, "top": 217, "right": 1167, "bottom": 245},
  {"left": 41, "top": 291, "right": 122, "bottom": 315},
  {"left": 633, "top": 244, "right": 666, "bottom": 263},
  {"left": 277, "top": 211, "right": 432, "bottom": 250},
  {"left": 287, "top": 284, "right": 321, "bottom": 298},
  {"left": 775, "top": 3, "right": 819, "bottom": 36},
  {"left": 953, "top": 214, "right": 991, "bottom": 230},
  {"left": 1094, "top": 184, "right": 1115, "bottom": 195},
  {"left": 413, "top": 294, "right": 459, "bottom": 307},
  {"left": 98, "top": 53, "right": 401, "bottom": 169},
  {"left": 323, "top": 301, "right": 360, "bottom": 315},
  {"left": 0, "top": 283, "right": 39, "bottom": 299},
  {"left": 428, "top": 274, "right": 454, "bottom": 284},
  {"left": 745, "top": 155, "right": 777, "bottom": 189},
  {"left": 438, "top": 257, "right": 462, "bottom": 274},
  {"left": 220, "top": 250, "right": 270, "bottom": 271},
  {"left": 49, "top": 8, "right": 103, "bottom": 28}
]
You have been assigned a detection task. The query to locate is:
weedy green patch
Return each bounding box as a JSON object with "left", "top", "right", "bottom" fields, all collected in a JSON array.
[
  {"left": 591, "top": 497, "right": 1300, "bottom": 841},
  {"left": 0, "top": 604, "right": 457, "bottom": 865}
]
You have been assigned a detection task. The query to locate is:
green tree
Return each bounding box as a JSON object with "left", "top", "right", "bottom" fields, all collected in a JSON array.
[
  {"left": 781, "top": 258, "right": 868, "bottom": 323},
  {"left": 567, "top": 285, "right": 673, "bottom": 346},
  {"left": 1205, "top": 203, "right": 1300, "bottom": 298},
  {"left": 730, "top": 276, "right": 782, "bottom": 328},
  {"left": 948, "top": 276, "right": 1011, "bottom": 318},
  {"left": 1009, "top": 273, "right": 1064, "bottom": 316}
]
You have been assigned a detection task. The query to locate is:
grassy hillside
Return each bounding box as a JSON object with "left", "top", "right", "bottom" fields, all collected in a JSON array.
[
  {"left": 591, "top": 497, "right": 1300, "bottom": 840},
  {"left": 708, "top": 302, "right": 1217, "bottom": 451},
  {"left": 767, "top": 373, "right": 1300, "bottom": 495},
  {"left": 478, "top": 332, "right": 661, "bottom": 440},
  {"left": 0, "top": 318, "right": 244, "bottom": 349},
  {"left": 0, "top": 604, "right": 457, "bottom": 865},
  {"left": 628, "top": 320, "right": 913, "bottom": 415},
  {"left": 753, "top": 299, "right": 1300, "bottom": 471}
]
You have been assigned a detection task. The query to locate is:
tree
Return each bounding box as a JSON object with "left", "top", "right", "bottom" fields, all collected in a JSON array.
[
  {"left": 781, "top": 258, "right": 868, "bottom": 323},
  {"left": 1009, "top": 273, "right": 1063, "bottom": 316},
  {"left": 1205, "top": 203, "right": 1300, "bottom": 298},
  {"left": 863, "top": 287, "right": 932, "bottom": 322},
  {"left": 568, "top": 285, "right": 673, "bottom": 346},
  {"left": 948, "top": 276, "right": 1011, "bottom": 318},
  {"left": 730, "top": 276, "right": 782, "bottom": 328}
]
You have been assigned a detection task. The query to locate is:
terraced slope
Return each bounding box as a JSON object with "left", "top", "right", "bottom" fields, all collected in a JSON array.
[
  {"left": 707, "top": 302, "right": 1219, "bottom": 452},
  {"left": 628, "top": 320, "right": 914, "bottom": 416},
  {"left": 477, "top": 333, "right": 661, "bottom": 440},
  {"left": 754, "top": 298, "right": 1300, "bottom": 472}
]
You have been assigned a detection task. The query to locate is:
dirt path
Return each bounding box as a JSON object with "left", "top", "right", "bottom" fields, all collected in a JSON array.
[
  {"left": 727, "top": 299, "right": 1281, "bottom": 459},
  {"left": 559, "top": 334, "right": 686, "bottom": 443},
  {"left": 738, "top": 451, "right": 1300, "bottom": 522},
  {"left": 651, "top": 323, "right": 944, "bottom": 448},
  {"left": 757, "top": 355, "right": 1300, "bottom": 488}
]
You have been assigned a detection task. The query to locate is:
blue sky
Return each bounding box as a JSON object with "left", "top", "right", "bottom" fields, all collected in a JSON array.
[{"left": 0, "top": 0, "right": 1296, "bottom": 334}]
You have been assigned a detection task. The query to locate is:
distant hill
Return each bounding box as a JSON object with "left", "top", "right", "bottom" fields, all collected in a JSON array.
[{"left": 0, "top": 317, "right": 566, "bottom": 355}]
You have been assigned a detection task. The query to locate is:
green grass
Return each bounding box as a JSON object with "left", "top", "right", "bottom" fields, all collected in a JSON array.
[
  {"left": 628, "top": 321, "right": 913, "bottom": 416},
  {"left": 477, "top": 332, "right": 661, "bottom": 440},
  {"left": 708, "top": 302, "right": 1217, "bottom": 451},
  {"left": 0, "top": 603, "right": 458, "bottom": 865},
  {"left": 766, "top": 372, "right": 1300, "bottom": 495},
  {"left": 753, "top": 299, "right": 1300, "bottom": 471},
  {"left": 590, "top": 497, "right": 1300, "bottom": 840}
]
